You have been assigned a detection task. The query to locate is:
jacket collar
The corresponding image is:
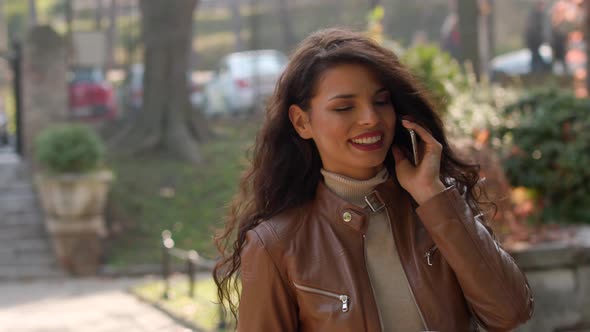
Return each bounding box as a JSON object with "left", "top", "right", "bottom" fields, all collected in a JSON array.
[{"left": 314, "top": 172, "right": 408, "bottom": 234}]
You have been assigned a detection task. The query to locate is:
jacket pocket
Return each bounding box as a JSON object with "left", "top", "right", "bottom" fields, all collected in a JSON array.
[{"left": 293, "top": 282, "right": 350, "bottom": 313}]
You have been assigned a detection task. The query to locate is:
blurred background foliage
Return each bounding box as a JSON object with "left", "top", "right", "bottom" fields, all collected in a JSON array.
[{"left": 493, "top": 88, "right": 590, "bottom": 224}]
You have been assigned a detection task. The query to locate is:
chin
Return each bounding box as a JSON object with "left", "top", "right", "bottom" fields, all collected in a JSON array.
[{"left": 356, "top": 158, "right": 386, "bottom": 170}]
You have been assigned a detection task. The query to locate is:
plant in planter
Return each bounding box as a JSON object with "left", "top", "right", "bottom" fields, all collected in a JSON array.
[{"left": 34, "top": 124, "right": 113, "bottom": 275}]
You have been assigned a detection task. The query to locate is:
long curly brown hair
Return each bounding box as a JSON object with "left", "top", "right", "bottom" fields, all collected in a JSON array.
[{"left": 213, "top": 28, "right": 487, "bottom": 321}]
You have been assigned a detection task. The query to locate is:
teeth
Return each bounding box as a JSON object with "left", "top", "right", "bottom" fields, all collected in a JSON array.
[{"left": 351, "top": 136, "right": 382, "bottom": 145}]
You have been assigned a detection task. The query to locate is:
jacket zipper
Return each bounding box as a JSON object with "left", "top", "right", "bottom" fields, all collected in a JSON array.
[
  {"left": 363, "top": 234, "right": 385, "bottom": 331},
  {"left": 385, "top": 210, "right": 430, "bottom": 330},
  {"left": 424, "top": 244, "right": 439, "bottom": 266},
  {"left": 293, "top": 282, "right": 350, "bottom": 312}
]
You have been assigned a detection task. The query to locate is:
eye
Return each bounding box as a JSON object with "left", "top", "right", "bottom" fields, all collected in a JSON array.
[
  {"left": 334, "top": 106, "right": 353, "bottom": 112},
  {"left": 374, "top": 92, "right": 391, "bottom": 106},
  {"left": 374, "top": 98, "right": 391, "bottom": 106}
]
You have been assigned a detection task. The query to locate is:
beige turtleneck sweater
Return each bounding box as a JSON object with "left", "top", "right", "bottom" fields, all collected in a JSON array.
[{"left": 321, "top": 167, "right": 425, "bottom": 332}]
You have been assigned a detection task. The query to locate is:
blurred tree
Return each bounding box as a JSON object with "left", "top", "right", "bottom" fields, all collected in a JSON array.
[
  {"left": 28, "top": 0, "right": 36, "bottom": 26},
  {"left": 0, "top": 0, "right": 7, "bottom": 53},
  {"left": 110, "top": 0, "right": 210, "bottom": 163},
  {"left": 229, "top": 0, "right": 243, "bottom": 51},
  {"left": 105, "top": 0, "right": 116, "bottom": 68},
  {"left": 367, "top": 5, "right": 384, "bottom": 44},
  {"left": 457, "top": 0, "right": 480, "bottom": 80},
  {"left": 64, "top": 0, "right": 73, "bottom": 61},
  {"left": 276, "top": 0, "right": 295, "bottom": 49},
  {"left": 369, "top": 0, "right": 381, "bottom": 10},
  {"left": 586, "top": 0, "right": 590, "bottom": 93},
  {"left": 95, "top": 0, "right": 103, "bottom": 30}
]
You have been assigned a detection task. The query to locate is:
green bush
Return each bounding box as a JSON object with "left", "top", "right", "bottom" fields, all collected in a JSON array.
[
  {"left": 445, "top": 78, "right": 520, "bottom": 139},
  {"left": 35, "top": 124, "right": 105, "bottom": 174},
  {"left": 401, "top": 43, "right": 467, "bottom": 115},
  {"left": 493, "top": 88, "right": 590, "bottom": 223},
  {"left": 400, "top": 43, "right": 519, "bottom": 140}
]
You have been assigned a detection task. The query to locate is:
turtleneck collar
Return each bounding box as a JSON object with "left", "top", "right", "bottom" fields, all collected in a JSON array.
[{"left": 320, "top": 167, "right": 389, "bottom": 206}]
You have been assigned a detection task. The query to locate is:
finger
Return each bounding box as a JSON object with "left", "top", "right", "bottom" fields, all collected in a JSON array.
[
  {"left": 392, "top": 146, "right": 414, "bottom": 171},
  {"left": 401, "top": 119, "right": 441, "bottom": 150},
  {"left": 392, "top": 146, "right": 406, "bottom": 163}
]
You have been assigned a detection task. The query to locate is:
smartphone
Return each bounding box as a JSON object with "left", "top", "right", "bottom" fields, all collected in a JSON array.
[{"left": 408, "top": 128, "right": 419, "bottom": 166}]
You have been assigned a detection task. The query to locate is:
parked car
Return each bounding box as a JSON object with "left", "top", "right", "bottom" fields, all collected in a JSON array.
[
  {"left": 123, "top": 63, "right": 205, "bottom": 112},
  {"left": 68, "top": 67, "right": 118, "bottom": 121},
  {"left": 490, "top": 44, "right": 554, "bottom": 79},
  {"left": 203, "top": 49, "right": 288, "bottom": 116}
]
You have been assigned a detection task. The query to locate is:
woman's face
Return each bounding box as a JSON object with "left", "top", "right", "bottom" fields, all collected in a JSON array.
[{"left": 289, "top": 63, "right": 396, "bottom": 180}]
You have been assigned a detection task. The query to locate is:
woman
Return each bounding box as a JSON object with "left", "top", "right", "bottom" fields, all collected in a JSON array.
[{"left": 213, "top": 28, "right": 534, "bottom": 332}]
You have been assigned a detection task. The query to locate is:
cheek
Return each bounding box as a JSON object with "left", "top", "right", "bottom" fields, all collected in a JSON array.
[
  {"left": 312, "top": 114, "right": 349, "bottom": 142},
  {"left": 385, "top": 108, "right": 396, "bottom": 134}
]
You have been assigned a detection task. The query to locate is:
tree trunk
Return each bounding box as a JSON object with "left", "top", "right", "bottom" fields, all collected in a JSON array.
[
  {"left": 457, "top": 0, "right": 481, "bottom": 80},
  {"left": 65, "top": 0, "right": 73, "bottom": 62},
  {"left": 487, "top": 0, "right": 495, "bottom": 60},
  {"left": 586, "top": 0, "right": 590, "bottom": 94},
  {"left": 95, "top": 0, "right": 104, "bottom": 30},
  {"left": 229, "top": 0, "right": 243, "bottom": 51},
  {"left": 277, "top": 0, "right": 295, "bottom": 50},
  {"left": 0, "top": 0, "right": 7, "bottom": 53},
  {"left": 369, "top": 0, "right": 381, "bottom": 10},
  {"left": 106, "top": 0, "right": 116, "bottom": 69},
  {"left": 28, "top": 0, "right": 37, "bottom": 27},
  {"left": 110, "top": 0, "right": 209, "bottom": 164}
]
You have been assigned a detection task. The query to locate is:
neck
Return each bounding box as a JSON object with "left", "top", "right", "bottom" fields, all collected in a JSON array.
[{"left": 321, "top": 167, "right": 389, "bottom": 205}]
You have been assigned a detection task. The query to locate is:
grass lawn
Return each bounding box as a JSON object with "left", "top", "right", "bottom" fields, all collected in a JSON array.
[
  {"left": 132, "top": 274, "right": 236, "bottom": 331},
  {"left": 104, "top": 117, "right": 260, "bottom": 268}
]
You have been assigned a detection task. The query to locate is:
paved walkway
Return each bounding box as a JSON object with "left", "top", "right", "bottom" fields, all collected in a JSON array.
[{"left": 0, "top": 277, "right": 194, "bottom": 332}]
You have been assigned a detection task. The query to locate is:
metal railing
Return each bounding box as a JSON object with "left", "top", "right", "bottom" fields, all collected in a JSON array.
[
  {"left": 160, "top": 229, "right": 214, "bottom": 299},
  {"left": 160, "top": 230, "right": 229, "bottom": 330}
]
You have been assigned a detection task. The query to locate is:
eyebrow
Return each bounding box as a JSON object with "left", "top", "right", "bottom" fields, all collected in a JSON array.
[{"left": 328, "top": 87, "right": 389, "bottom": 101}]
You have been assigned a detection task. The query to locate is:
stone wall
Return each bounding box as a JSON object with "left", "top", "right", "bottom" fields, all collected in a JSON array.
[
  {"left": 511, "top": 227, "right": 590, "bottom": 331},
  {"left": 21, "top": 26, "right": 67, "bottom": 160}
]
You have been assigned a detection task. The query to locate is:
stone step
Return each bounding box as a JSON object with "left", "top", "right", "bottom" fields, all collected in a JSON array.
[
  {"left": 0, "top": 182, "right": 35, "bottom": 194},
  {"left": 0, "top": 264, "right": 65, "bottom": 280},
  {"left": 0, "top": 210, "right": 44, "bottom": 227},
  {"left": 0, "top": 156, "right": 31, "bottom": 188},
  {"left": 0, "top": 250, "right": 57, "bottom": 266},
  {"left": 0, "top": 238, "right": 53, "bottom": 254},
  {"left": 0, "top": 194, "right": 42, "bottom": 215},
  {"left": 0, "top": 223, "right": 47, "bottom": 240}
]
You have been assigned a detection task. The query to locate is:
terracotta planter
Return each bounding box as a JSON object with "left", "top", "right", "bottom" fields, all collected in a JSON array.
[{"left": 35, "top": 169, "right": 113, "bottom": 275}]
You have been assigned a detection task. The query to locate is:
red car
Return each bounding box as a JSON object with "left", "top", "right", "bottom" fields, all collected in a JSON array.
[{"left": 68, "top": 67, "right": 117, "bottom": 121}]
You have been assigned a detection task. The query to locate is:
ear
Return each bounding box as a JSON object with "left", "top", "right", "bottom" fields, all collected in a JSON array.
[{"left": 288, "top": 104, "right": 313, "bottom": 139}]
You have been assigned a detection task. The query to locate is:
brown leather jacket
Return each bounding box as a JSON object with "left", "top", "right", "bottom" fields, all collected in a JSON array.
[{"left": 238, "top": 177, "right": 534, "bottom": 331}]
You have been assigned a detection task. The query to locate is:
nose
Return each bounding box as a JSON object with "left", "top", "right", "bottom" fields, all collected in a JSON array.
[{"left": 358, "top": 103, "right": 379, "bottom": 127}]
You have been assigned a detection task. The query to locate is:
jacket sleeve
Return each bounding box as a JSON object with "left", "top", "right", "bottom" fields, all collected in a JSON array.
[
  {"left": 238, "top": 228, "right": 298, "bottom": 332},
  {"left": 416, "top": 186, "right": 534, "bottom": 331}
]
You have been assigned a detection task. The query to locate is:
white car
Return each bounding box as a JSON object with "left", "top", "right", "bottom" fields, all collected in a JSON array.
[
  {"left": 490, "top": 44, "right": 553, "bottom": 78},
  {"left": 203, "top": 49, "right": 288, "bottom": 116}
]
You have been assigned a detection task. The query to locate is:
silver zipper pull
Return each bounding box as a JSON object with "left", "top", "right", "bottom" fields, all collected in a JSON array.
[
  {"left": 425, "top": 252, "right": 433, "bottom": 266},
  {"left": 339, "top": 295, "right": 349, "bottom": 312},
  {"left": 424, "top": 245, "right": 438, "bottom": 266}
]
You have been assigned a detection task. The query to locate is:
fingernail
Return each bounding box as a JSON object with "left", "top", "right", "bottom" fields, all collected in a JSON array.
[{"left": 402, "top": 119, "right": 411, "bottom": 125}]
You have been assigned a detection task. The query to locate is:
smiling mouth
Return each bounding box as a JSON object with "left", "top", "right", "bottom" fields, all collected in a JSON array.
[{"left": 350, "top": 135, "right": 383, "bottom": 145}]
